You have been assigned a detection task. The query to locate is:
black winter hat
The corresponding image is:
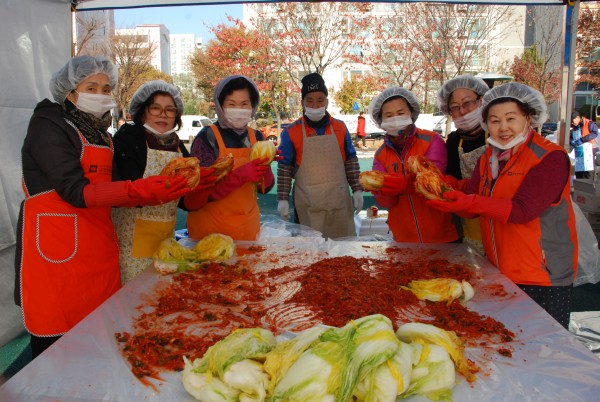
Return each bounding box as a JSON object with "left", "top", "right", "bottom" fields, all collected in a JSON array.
[{"left": 301, "top": 73, "right": 328, "bottom": 99}]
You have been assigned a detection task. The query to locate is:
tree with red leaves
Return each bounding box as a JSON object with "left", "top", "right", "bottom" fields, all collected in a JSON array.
[
  {"left": 190, "top": 18, "right": 292, "bottom": 122},
  {"left": 575, "top": 5, "right": 600, "bottom": 91}
]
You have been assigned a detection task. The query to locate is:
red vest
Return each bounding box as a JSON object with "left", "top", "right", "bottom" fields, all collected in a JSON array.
[
  {"left": 375, "top": 129, "right": 458, "bottom": 243},
  {"left": 20, "top": 127, "right": 120, "bottom": 336},
  {"left": 478, "top": 132, "right": 578, "bottom": 286},
  {"left": 287, "top": 117, "right": 348, "bottom": 166},
  {"left": 581, "top": 117, "right": 599, "bottom": 148}
]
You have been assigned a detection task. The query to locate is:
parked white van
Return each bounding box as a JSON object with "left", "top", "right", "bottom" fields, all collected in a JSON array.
[{"left": 178, "top": 115, "right": 213, "bottom": 143}]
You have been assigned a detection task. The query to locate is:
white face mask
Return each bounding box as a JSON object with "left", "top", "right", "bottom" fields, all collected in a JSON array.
[
  {"left": 224, "top": 108, "right": 252, "bottom": 129},
  {"left": 304, "top": 106, "right": 327, "bottom": 122},
  {"left": 380, "top": 115, "right": 413, "bottom": 136},
  {"left": 143, "top": 123, "right": 177, "bottom": 137},
  {"left": 487, "top": 122, "right": 530, "bottom": 150},
  {"left": 75, "top": 92, "right": 116, "bottom": 118},
  {"left": 453, "top": 107, "right": 482, "bottom": 131}
]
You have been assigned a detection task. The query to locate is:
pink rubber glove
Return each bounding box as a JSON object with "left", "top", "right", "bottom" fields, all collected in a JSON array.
[
  {"left": 380, "top": 173, "right": 415, "bottom": 196},
  {"left": 427, "top": 190, "right": 512, "bottom": 223},
  {"left": 209, "top": 158, "right": 269, "bottom": 200},
  {"left": 234, "top": 158, "right": 271, "bottom": 183},
  {"left": 183, "top": 167, "right": 217, "bottom": 210},
  {"left": 129, "top": 175, "right": 190, "bottom": 206}
]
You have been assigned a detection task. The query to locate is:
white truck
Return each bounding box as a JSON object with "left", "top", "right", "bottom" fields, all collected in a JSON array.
[{"left": 178, "top": 115, "right": 213, "bottom": 143}]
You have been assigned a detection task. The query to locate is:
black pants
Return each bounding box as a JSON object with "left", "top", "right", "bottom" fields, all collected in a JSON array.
[
  {"left": 518, "top": 284, "right": 572, "bottom": 329},
  {"left": 29, "top": 334, "right": 61, "bottom": 359}
]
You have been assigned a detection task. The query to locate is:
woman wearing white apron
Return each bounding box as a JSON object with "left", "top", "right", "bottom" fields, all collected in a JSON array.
[
  {"left": 277, "top": 73, "right": 363, "bottom": 238},
  {"left": 112, "top": 81, "right": 216, "bottom": 283},
  {"left": 436, "top": 75, "right": 490, "bottom": 252}
]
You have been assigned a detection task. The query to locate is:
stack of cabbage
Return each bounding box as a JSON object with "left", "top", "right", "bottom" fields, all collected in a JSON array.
[
  {"left": 182, "top": 314, "right": 476, "bottom": 402},
  {"left": 153, "top": 234, "right": 235, "bottom": 274}
]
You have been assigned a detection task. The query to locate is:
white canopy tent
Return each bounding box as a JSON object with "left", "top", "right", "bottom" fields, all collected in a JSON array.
[{"left": 0, "top": 0, "right": 580, "bottom": 347}]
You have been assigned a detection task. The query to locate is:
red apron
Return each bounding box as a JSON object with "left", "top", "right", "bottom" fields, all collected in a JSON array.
[
  {"left": 19, "top": 125, "right": 121, "bottom": 336},
  {"left": 187, "top": 125, "right": 260, "bottom": 240}
]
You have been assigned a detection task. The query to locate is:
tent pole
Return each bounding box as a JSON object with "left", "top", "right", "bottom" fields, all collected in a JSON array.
[{"left": 559, "top": 0, "right": 579, "bottom": 150}]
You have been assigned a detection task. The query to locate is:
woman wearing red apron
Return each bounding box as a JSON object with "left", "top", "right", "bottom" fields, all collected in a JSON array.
[
  {"left": 15, "top": 56, "right": 190, "bottom": 358},
  {"left": 188, "top": 75, "right": 275, "bottom": 241}
]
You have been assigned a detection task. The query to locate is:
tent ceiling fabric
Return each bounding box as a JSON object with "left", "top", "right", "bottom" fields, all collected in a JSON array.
[{"left": 76, "top": 0, "right": 567, "bottom": 11}]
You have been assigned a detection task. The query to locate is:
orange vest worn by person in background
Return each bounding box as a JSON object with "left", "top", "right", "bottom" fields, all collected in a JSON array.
[
  {"left": 19, "top": 125, "right": 121, "bottom": 336},
  {"left": 187, "top": 125, "right": 260, "bottom": 241},
  {"left": 375, "top": 129, "right": 458, "bottom": 243},
  {"left": 478, "top": 131, "right": 578, "bottom": 286},
  {"left": 579, "top": 116, "right": 599, "bottom": 149},
  {"left": 287, "top": 117, "right": 349, "bottom": 166}
]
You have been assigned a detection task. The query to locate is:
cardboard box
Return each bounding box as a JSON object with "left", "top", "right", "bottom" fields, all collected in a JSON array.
[
  {"left": 573, "top": 179, "right": 600, "bottom": 213},
  {"left": 354, "top": 210, "right": 390, "bottom": 237}
]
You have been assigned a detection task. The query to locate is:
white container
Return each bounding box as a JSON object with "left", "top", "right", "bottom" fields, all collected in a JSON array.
[{"left": 354, "top": 210, "right": 390, "bottom": 236}]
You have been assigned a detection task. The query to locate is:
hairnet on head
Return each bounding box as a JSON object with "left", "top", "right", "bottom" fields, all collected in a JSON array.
[
  {"left": 129, "top": 80, "right": 184, "bottom": 119},
  {"left": 480, "top": 82, "right": 547, "bottom": 132},
  {"left": 49, "top": 55, "right": 118, "bottom": 103},
  {"left": 368, "top": 86, "right": 420, "bottom": 126},
  {"left": 436, "top": 74, "right": 489, "bottom": 116}
]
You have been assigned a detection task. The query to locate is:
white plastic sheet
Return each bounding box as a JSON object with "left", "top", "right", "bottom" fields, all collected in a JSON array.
[
  {"left": 1, "top": 241, "right": 599, "bottom": 402},
  {"left": 573, "top": 202, "right": 600, "bottom": 286}
]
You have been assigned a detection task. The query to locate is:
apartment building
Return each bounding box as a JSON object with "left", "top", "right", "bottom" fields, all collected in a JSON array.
[{"left": 115, "top": 24, "right": 171, "bottom": 75}]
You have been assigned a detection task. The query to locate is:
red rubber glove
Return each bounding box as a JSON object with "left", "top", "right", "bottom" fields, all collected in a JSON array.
[
  {"left": 234, "top": 158, "right": 270, "bottom": 183},
  {"left": 129, "top": 175, "right": 190, "bottom": 206},
  {"left": 380, "top": 173, "right": 415, "bottom": 196},
  {"left": 183, "top": 167, "right": 217, "bottom": 210},
  {"left": 197, "top": 167, "right": 218, "bottom": 191},
  {"left": 443, "top": 175, "right": 468, "bottom": 192},
  {"left": 427, "top": 190, "right": 512, "bottom": 223},
  {"left": 84, "top": 181, "right": 137, "bottom": 208},
  {"left": 274, "top": 149, "right": 283, "bottom": 162}
]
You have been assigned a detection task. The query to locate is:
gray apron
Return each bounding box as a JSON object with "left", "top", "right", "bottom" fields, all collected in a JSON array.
[{"left": 293, "top": 121, "right": 354, "bottom": 238}]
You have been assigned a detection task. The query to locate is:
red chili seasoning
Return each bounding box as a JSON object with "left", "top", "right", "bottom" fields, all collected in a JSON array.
[{"left": 117, "top": 252, "right": 514, "bottom": 386}]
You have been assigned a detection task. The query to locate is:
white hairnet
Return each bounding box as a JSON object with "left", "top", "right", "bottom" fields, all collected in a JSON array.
[
  {"left": 49, "top": 55, "right": 118, "bottom": 103},
  {"left": 436, "top": 74, "right": 489, "bottom": 116},
  {"left": 129, "top": 80, "right": 184, "bottom": 119},
  {"left": 368, "top": 86, "right": 420, "bottom": 126},
  {"left": 480, "top": 82, "right": 548, "bottom": 131}
]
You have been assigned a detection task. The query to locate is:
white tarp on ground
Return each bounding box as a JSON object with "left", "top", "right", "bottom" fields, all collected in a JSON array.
[{"left": 0, "top": 0, "right": 71, "bottom": 348}]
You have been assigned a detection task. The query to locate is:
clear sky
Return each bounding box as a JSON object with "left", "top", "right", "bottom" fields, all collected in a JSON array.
[{"left": 114, "top": 4, "right": 243, "bottom": 44}]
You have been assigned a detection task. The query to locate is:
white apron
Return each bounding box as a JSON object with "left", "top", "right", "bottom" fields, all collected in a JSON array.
[
  {"left": 112, "top": 147, "right": 181, "bottom": 283},
  {"left": 458, "top": 137, "right": 487, "bottom": 254},
  {"left": 293, "top": 121, "right": 354, "bottom": 238}
]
